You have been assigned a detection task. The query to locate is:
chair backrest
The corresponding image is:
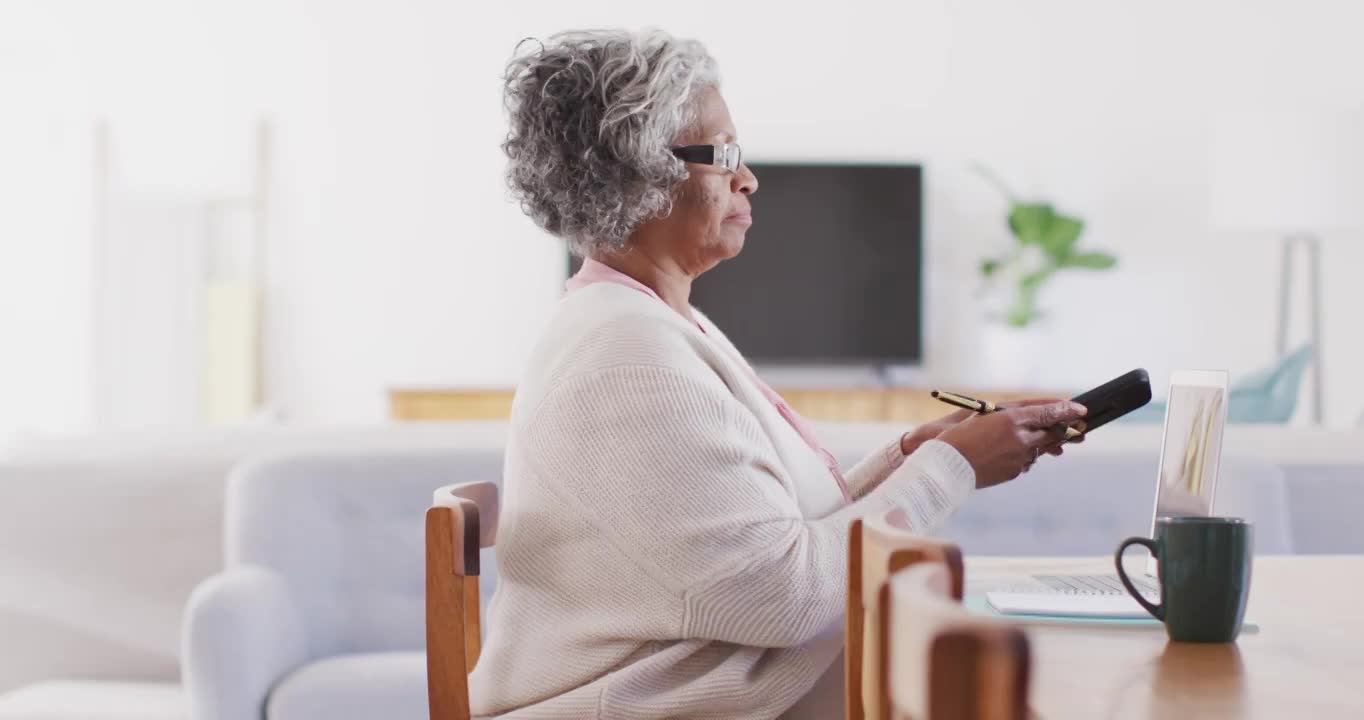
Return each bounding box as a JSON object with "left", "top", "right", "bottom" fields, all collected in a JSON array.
[
  {"left": 426, "top": 481, "right": 500, "bottom": 720},
  {"left": 887, "top": 563, "right": 1030, "bottom": 720},
  {"left": 1228, "top": 344, "right": 1314, "bottom": 423},
  {"left": 847, "top": 509, "right": 964, "bottom": 720}
]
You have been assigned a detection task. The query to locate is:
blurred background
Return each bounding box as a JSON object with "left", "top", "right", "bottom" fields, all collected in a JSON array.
[
  {"left": 4, "top": 0, "right": 1364, "bottom": 438},
  {"left": 2, "top": 1, "right": 1363, "bottom": 717}
]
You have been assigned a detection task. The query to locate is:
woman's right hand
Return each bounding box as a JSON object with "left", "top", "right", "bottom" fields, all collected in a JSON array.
[{"left": 936, "top": 401, "right": 1088, "bottom": 489}]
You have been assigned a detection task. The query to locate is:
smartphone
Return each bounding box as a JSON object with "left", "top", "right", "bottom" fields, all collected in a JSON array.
[{"left": 1068, "top": 368, "right": 1153, "bottom": 435}]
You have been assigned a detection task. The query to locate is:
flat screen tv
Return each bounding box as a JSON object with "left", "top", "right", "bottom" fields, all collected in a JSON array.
[{"left": 569, "top": 162, "right": 923, "bottom": 364}]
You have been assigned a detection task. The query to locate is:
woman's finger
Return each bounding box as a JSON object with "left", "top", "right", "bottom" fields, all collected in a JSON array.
[
  {"left": 939, "top": 408, "right": 974, "bottom": 424},
  {"left": 1020, "top": 426, "right": 1073, "bottom": 448},
  {"left": 1004, "top": 397, "right": 1066, "bottom": 409},
  {"left": 1013, "top": 401, "right": 1088, "bottom": 431}
]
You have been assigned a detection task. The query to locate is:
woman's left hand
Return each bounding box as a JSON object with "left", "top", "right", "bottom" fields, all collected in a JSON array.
[
  {"left": 899, "top": 408, "right": 974, "bottom": 455},
  {"left": 899, "top": 397, "right": 1083, "bottom": 461}
]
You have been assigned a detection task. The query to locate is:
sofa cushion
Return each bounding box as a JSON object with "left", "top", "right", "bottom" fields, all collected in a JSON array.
[
  {"left": 0, "top": 681, "right": 185, "bottom": 720},
  {"left": 266, "top": 652, "right": 426, "bottom": 720},
  {"left": 228, "top": 450, "right": 502, "bottom": 660},
  {"left": 1281, "top": 465, "right": 1364, "bottom": 553},
  {"left": 933, "top": 454, "right": 1293, "bottom": 556}
]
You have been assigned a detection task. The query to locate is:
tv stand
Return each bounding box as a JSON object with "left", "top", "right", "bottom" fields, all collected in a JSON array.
[{"left": 389, "top": 385, "right": 1071, "bottom": 424}]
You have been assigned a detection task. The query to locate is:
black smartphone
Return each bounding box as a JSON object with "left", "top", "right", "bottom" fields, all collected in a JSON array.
[{"left": 1069, "top": 368, "right": 1152, "bottom": 435}]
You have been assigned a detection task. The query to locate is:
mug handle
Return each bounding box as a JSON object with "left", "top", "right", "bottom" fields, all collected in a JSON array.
[{"left": 1114, "top": 537, "right": 1165, "bottom": 621}]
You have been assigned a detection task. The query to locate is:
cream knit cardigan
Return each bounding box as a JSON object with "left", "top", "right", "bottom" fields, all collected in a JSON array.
[{"left": 468, "top": 283, "right": 976, "bottom": 719}]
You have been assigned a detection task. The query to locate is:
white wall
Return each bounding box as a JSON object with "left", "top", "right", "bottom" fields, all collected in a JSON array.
[
  {"left": 7, "top": 0, "right": 1364, "bottom": 433},
  {"left": 0, "top": 5, "right": 95, "bottom": 441}
]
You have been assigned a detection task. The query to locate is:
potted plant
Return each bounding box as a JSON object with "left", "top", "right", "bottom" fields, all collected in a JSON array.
[
  {"left": 973, "top": 166, "right": 1118, "bottom": 386},
  {"left": 976, "top": 166, "right": 1117, "bottom": 327}
]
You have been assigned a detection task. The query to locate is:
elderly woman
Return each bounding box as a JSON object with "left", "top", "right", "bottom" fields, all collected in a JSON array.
[{"left": 469, "top": 29, "right": 1086, "bottom": 719}]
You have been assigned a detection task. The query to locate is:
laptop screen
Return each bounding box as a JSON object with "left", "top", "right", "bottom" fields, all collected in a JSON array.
[{"left": 1153, "top": 370, "right": 1229, "bottom": 521}]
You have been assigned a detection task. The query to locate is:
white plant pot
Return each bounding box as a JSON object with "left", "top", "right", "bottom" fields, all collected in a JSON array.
[{"left": 978, "top": 322, "right": 1049, "bottom": 389}]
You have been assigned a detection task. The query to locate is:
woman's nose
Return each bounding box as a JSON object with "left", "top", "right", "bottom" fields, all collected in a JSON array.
[{"left": 733, "top": 164, "right": 758, "bottom": 195}]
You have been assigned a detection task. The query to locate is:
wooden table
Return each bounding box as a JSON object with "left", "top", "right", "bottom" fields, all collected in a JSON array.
[{"left": 967, "top": 556, "right": 1364, "bottom": 719}]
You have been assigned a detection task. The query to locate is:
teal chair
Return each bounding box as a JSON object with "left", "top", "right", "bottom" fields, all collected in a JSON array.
[{"left": 1120, "top": 345, "right": 1314, "bottom": 425}]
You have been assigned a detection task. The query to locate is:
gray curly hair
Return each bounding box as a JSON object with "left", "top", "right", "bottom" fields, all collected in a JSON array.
[{"left": 502, "top": 29, "right": 720, "bottom": 256}]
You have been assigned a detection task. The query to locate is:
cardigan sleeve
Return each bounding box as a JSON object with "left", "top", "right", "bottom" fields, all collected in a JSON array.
[
  {"left": 842, "top": 437, "right": 911, "bottom": 500},
  {"left": 521, "top": 363, "right": 975, "bottom": 649}
]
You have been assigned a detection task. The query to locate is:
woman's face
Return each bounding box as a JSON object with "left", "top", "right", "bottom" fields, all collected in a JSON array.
[{"left": 635, "top": 87, "right": 759, "bottom": 275}]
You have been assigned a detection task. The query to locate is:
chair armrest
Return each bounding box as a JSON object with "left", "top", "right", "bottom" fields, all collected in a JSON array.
[{"left": 181, "top": 566, "right": 308, "bottom": 720}]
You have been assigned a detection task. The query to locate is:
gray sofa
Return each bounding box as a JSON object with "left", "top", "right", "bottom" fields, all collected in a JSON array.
[{"left": 183, "top": 450, "right": 498, "bottom": 720}]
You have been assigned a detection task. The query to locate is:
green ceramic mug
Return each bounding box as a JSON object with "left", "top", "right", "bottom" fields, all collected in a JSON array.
[{"left": 1115, "top": 516, "right": 1254, "bottom": 643}]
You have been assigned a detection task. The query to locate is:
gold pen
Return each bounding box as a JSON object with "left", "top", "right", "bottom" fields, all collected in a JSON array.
[{"left": 932, "top": 390, "right": 1083, "bottom": 441}]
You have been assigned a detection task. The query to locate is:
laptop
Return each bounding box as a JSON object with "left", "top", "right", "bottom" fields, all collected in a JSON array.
[{"left": 987, "top": 369, "right": 1230, "bottom": 618}]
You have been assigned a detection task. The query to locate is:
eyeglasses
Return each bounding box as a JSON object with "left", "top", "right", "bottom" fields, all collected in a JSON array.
[{"left": 670, "top": 143, "right": 743, "bottom": 173}]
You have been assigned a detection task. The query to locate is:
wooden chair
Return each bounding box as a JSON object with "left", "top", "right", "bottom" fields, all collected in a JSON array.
[
  {"left": 425, "top": 481, "right": 500, "bottom": 720},
  {"left": 886, "top": 563, "right": 1030, "bottom": 720},
  {"left": 847, "top": 509, "right": 965, "bottom": 720}
]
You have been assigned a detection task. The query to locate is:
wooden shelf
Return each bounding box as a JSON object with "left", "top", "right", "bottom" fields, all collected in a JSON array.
[
  {"left": 390, "top": 386, "right": 1072, "bottom": 425},
  {"left": 390, "top": 388, "right": 516, "bottom": 421}
]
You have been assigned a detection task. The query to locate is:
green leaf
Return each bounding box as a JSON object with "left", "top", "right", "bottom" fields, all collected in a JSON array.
[
  {"left": 1059, "top": 251, "right": 1117, "bottom": 270},
  {"left": 1007, "top": 203, "right": 1055, "bottom": 246},
  {"left": 1040, "top": 214, "right": 1084, "bottom": 260},
  {"left": 981, "top": 258, "right": 1001, "bottom": 277}
]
